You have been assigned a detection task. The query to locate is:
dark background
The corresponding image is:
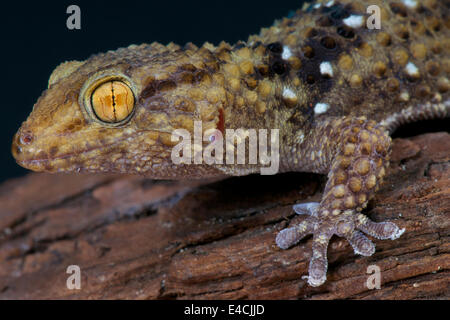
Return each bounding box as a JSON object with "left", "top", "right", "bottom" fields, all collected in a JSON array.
[{"left": 1, "top": 0, "right": 448, "bottom": 184}]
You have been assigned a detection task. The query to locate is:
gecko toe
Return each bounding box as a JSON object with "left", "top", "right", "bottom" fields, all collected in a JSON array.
[
  {"left": 276, "top": 218, "right": 315, "bottom": 249},
  {"left": 347, "top": 230, "right": 376, "bottom": 256},
  {"left": 356, "top": 214, "right": 405, "bottom": 240},
  {"left": 307, "top": 259, "right": 328, "bottom": 287},
  {"left": 293, "top": 202, "right": 320, "bottom": 216},
  {"left": 307, "top": 229, "right": 332, "bottom": 287}
]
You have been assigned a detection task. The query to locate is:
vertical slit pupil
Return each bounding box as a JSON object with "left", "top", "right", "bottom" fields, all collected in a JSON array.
[
  {"left": 111, "top": 82, "right": 117, "bottom": 121},
  {"left": 111, "top": 83, "right": 116, "bottom": 107}
]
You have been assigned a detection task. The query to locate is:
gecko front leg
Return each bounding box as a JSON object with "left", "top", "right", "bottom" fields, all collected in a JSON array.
[{"left": 277, "top": 117, "right": 405, "bottom": 287}]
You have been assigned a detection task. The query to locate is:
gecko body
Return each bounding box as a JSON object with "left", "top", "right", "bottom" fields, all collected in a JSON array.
[{"left": 12, "top": 0, "right": 449, "bottom": 286}]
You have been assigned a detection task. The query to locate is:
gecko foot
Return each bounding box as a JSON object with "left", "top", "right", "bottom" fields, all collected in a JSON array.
[
  {"left": 276, "top": 204, "right": 404, "bottom": 287},
  {"left": 276, "top": 117, "right": 406, "bottom": 286}
]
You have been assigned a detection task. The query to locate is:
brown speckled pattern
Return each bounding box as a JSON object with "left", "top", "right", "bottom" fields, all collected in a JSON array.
[{"left": 12, "top": 0, "right": 449, "bottom": 286}]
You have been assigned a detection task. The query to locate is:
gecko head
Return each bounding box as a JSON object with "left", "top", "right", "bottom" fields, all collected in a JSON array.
[{"left": 12, "top": 43, "right": 225, "bottom": 177}]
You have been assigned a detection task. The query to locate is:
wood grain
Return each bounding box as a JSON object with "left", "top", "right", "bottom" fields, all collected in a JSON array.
[{"left": 0, "top": 132, "right": 448, "bottom": 299}]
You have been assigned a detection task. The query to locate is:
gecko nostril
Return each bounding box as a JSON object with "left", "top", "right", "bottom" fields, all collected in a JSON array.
[
  {"left": 12, "top": 140, "right": 22, "bottom": 156},
  {"left": 11, "top": 132, "right": 24, "bottom": 160},
  {"left": 19, "top": 131, "right": 34, "bottom": 145}
]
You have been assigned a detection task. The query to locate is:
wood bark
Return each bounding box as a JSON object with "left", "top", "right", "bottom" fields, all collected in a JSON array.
[{"left": 0, "top": 132, "right": 449, "bottom": 299}]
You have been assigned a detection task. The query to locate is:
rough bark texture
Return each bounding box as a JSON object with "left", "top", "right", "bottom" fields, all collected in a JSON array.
[{"left": 0, "top": 132, "right": 449, "bottom": 299}]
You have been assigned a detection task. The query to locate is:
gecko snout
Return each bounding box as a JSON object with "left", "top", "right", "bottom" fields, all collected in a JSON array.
[{"left": 11, "top": 128, "right": 38, "bottom": 169}]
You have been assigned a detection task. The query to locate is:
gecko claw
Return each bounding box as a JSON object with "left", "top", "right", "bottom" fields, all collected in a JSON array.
[
  {"left": 390, "top": 227, "right": 405, "bottom": 240},
  {"left": 307, "top": 263, "right": 327, "bottom": 287},
  {"left": 293, "top": 202, "right": 320, "bottom": 216}
]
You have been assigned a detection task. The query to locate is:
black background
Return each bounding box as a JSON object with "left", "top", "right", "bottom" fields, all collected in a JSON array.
[
  {"left": 0, "top": 299, "right": 440, "bottom": 317},
  {"left": 1, "top": 0, "right": 448, "bottom": 184}
]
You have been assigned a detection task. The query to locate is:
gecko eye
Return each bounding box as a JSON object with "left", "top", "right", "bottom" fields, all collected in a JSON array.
[{"left": 90, "top": 80, "right": 135, "bottom": 123}]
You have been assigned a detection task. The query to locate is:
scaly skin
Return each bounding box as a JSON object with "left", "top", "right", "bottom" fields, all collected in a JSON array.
[{"left": 12, "top": 0, "right": 450, "bottom": 286}]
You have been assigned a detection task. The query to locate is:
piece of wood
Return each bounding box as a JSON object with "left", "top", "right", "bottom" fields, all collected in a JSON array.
[{"left": 0, "top": 132, "right": 449, "bottom": 299}]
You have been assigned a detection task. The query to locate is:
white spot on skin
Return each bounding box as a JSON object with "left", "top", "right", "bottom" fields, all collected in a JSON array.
[
  {"left": 343, "top": 15, "right": 364, "bottom": 28},
  {"left": 314, "top": 103, "right": 329, "bottom": 115},
  {"left": 320, "top": 61, "right": 333, "bottom": 77},
  {"left": 325, "top": 0, "right": 335, "bottom": 7},
  {"left": 283, "top": 87, "right": 297, "bottom": 99},
  {"left": 432, "top": 93, "right": 442, "bottom": 103},
  {"left": 399, "top": 91, "right": 410, "bottom": 102},
  {"left": 313, "top": 3, "right": 321, "bottom": 9},
  {"left": 282, "top": 45, "right": 292, "bottom": 60},
  {"left": 405, "top": 62, "right": 420, "bottom": 77},
  {"left": 402, "top": 0, "right": 418, "bottom": 8}
]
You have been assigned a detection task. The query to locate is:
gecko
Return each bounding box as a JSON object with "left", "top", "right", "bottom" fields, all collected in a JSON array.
[{"left": 11, "top": 0, "right": 449, "bottom": 287}]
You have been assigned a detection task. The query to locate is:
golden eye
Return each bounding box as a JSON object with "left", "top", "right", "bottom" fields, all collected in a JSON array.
[{"left": 91, "top": 81, "right": 134, "bottom": 123}]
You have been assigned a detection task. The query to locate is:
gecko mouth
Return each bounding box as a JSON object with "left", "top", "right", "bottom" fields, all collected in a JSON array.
[
  {"left": 14, "top": 147, "right": 96, "bottom": 172},
  {"left": 11, "top": 130, "right": 139, "bottom": 173},
  {"left": 12, "top": 139, "right": 102, "bottom": 173}
]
